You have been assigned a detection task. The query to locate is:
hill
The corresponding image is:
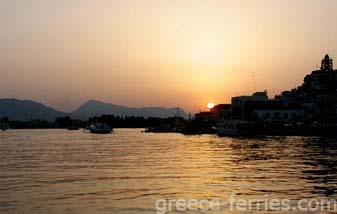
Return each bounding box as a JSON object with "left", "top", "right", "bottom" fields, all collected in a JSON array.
[
  {"left": 72, "top": 100, "right": 187, "bottom": 119},
  {"left": 0, "top": 98, "right": 65, "bottom": 121}
]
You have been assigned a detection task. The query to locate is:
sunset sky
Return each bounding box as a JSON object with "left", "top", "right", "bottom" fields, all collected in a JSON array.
[{"left": 1, "top": 0, "right": 337, "bottom": 113}]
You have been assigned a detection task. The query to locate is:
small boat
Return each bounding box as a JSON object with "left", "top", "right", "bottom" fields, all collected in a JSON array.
[
  {"left": 217, "top": 119, "right": 250, "bottom": 137},
  {"left": 88, "top": 123, "right": 113, "bottom": 134},
  {"left": 67, "top": 126, "right": 80, "bottom": 130}
]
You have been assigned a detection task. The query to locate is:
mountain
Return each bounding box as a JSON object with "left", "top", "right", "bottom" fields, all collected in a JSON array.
[
  {"left": 0, "top": 98, "right": 188, "bottom": 121},
  {"left": 0, "top": 98, "right": 65, "bottom": 121},
  {"left": 72, "top": 99, "right": 188, "bottom": 119}
]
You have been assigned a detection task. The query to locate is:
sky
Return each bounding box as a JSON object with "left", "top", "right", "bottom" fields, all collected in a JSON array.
[{"left": 1, "top": 0, "right": 337, "bottom": 113}]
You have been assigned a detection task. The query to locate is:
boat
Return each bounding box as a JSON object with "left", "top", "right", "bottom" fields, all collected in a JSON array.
[
  {"left": 88, "top": 123, "right": 113, "bottom": 134},
  {"left": 216, "top": 119, "right": 251, "bottom": 137},
  {"left": 67, "top": 126, "right": 80, "bottom": 130}
]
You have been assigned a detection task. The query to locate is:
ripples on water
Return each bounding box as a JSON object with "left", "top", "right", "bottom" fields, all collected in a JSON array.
[{"left": 0, "top": 129, "right": 337, "bottom": 213}]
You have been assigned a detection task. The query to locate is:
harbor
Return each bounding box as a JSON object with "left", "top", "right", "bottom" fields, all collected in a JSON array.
[
  {"left": 2, "top": 1, "right": 337, "bottom": 213},
  {"left": 1, "top": 55, "right": 336, "bottom": 137},
  {"left": 142, "top": 55, "right": 337, "bottom": 137}
]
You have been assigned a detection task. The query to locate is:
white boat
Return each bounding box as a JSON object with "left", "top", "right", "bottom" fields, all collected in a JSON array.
[
  {"left": 89, "top": 123, "right": 113, "bottom": 134},
  {"left": 67, "top": 126, "right": 80, "bottom": 131},
  {"left": 217, "top": 119, "right": 250, "bottom": 136}
]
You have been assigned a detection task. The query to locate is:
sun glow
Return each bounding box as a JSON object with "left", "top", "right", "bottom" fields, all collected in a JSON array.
[
  {"left": 207, "top": 102, "right": 215, "bottom": 109},
  {"left": 185, "top": 32, "right": 228, "bottom": 65}
]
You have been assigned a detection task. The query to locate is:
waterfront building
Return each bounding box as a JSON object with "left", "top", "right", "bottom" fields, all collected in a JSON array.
[
  {"left": 231, "top": 91, "right": 269, "bottom": 119},
  {"left": 241, "top": 99, "right": 284, "bottom": 121},
  {"left": 205, "top": 55, "right": 336, "bottom": 127},
  {"left": 253, "top": 109, "right": 304, "bottom": 123},
  {"left": 210, "top": 104, "right": 231, "bottom": 121},
  {"left": 194, "top": 111, "right": 212, "bottom": 122}
]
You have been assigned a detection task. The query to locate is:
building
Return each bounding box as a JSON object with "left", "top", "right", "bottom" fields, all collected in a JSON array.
[
  {"left": 303, "top": 54, "right": 337, "bottom": 91},
  {"left": 253, "top": 109, "right": 304, "bottom": 122},
  {"left": 201, "top": 55, "right": 337, "bottom": 125},
  {"left": 194, "top": 111, "right": 212, "bottom": 122},
  {"left": 242, "top": 99, "right": 285, "bottom": 120},
  {"left": 272, "top": 54, "right": 337, "bottom": 122},
  {"left": 231, "top": 91, "right": 269, "bottom": 119},
  {"left": 210, "top": 104, "right": 231, "bottom": 121},
  {"left": 228, "top": 88, "right": 310, "bottom": 122}
]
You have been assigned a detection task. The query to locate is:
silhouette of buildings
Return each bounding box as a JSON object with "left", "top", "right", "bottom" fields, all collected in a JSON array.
[
  {"left": 303, "top": 54, "right": 336, "bottom": 91},
  {"left": 198, "top": 54, "right": 337, "bottom": 125},
  {"left": 276, "top": 54, "right": 337, "bottom": 122},
  {"left": 210, "top": 104, "right": 231, "bottom": 121},
  {"left": 231, "top": 91, "right": 269, "bottom": 119},
  {"left": 194, "top": 111, "right": 212, "bottom": 122},
  {"left": 253, "top": 108, "right": 304, "bottom": 122}
]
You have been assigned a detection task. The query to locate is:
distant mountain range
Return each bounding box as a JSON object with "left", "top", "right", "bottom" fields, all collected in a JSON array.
[
  {"left": 0, "top": 98, "right": 187, "bottom": 121},
  {"left": 72, "top": 100, "right": 187, "bottom": 119},
  {"left": 0, "top": 99, "right": 65, "bottom": 121}
]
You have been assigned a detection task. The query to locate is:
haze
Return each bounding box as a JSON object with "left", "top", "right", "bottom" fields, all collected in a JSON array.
[{"left": 1, "top": 0, "right": 337, "bottom": 113}]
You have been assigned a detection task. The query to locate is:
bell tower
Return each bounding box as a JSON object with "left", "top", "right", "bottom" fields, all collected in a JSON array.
[{"left": 321, "top": 54, "right": 333, "bottom": 71}]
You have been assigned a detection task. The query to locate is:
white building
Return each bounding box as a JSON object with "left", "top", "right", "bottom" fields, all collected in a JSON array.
[{"left": 253, "top": 109, "right": 304, "bottom": 122}]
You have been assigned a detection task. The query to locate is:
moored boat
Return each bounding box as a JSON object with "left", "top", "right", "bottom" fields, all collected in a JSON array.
[
  {"left": 88, "top": 123, "right": 113, "bottom": 134},
  {"left": 217, "top": 119, "right": 251, "bottom": 137},
  {"left": 67, "top": 126, "right": 80, "bottom": 130}
]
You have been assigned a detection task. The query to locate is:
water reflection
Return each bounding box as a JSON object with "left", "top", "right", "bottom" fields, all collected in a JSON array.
[
  {"left": 301, "top": 138, "right": 337, "bottom": 197},
  {"left": 0, "top": 129, "right": 336, "bottom": 213}
]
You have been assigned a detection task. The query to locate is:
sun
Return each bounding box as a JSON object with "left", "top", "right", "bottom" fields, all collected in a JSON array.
[{"left": 207, "top": 102, "right": 215, "bottom": 109}]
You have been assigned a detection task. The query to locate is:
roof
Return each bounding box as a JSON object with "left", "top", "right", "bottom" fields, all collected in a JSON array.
[{"left": 212, "top": 104, "right": 231, "bottom": 110}]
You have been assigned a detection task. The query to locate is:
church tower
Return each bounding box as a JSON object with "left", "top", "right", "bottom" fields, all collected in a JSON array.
[{"left": 321, "top": 54, "right": 333, "bottom": 71}]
